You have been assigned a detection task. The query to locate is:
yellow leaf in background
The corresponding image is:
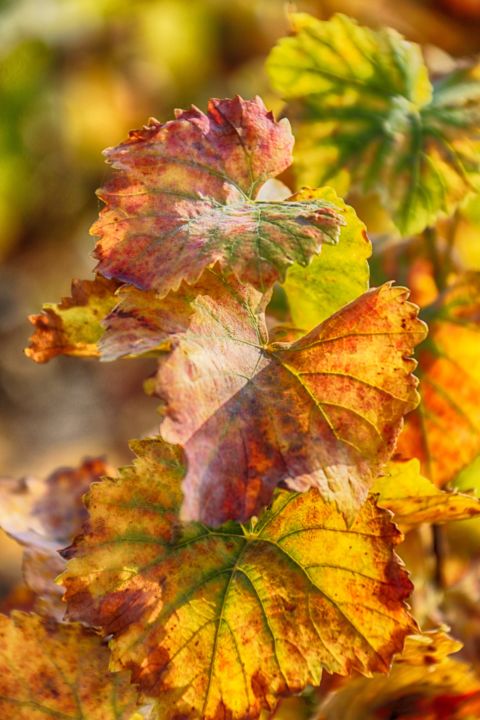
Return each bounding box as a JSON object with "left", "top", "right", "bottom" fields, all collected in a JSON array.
[
  {"left": 318, "top": 630, "right": 480, "bottom": 720},
  {"left": 373, "top": 459, "right": 480, "bottom": 527}
]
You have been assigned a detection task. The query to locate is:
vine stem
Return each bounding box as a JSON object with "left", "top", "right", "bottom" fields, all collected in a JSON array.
[
  {"left": 423, "top": 224, "right": 450, "bottom": 591},
  {"left": 431, "top": 524, "right": 446, "bottom": 591},
  {"left": 423, "top": 226, "right": 446, "bottom": 292}
]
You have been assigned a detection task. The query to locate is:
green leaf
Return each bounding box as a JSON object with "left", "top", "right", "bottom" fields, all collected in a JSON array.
[
  {"left": 267, "top": 13, "right": 480, "bottom": 236},
  {"left": 282, "top": 187, "right": 370, "bottom": 330}
]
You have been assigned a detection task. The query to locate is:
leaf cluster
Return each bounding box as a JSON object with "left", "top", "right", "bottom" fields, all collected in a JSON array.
[{"left": 2, "top": 11, "right": 480, "bottom": 720}]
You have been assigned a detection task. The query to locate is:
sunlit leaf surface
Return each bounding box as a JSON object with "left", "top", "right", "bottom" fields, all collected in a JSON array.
[
  {"left": 373, "top": 459, "right": 480, "bottom": 526},
  {"left": 60, "top": 439, "right": 414, "bottom": 720},
  {"left": 282, "top": 187, "right": 371, "bottom": 330}
]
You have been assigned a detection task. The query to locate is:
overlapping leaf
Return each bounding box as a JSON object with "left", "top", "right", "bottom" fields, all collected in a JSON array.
[
  {"left": 92, "top": 96, "right": 345, "bottom": 295},
  {"left": 148, "top": 276, "right": 425, "bottom": 524},
  {"left": 0, "top": 611, "right": 138, "bottom": 719},
  {"left": 318, "top": 630, "right": 480, "bottom": 720},
  {"left": 0, "top": 457, "right": 108, "bottom": 615},
  {"left": 282, "top": 187, "right": 371, "bottom": 330},
  {"left": 60, "top": 439, "right": 415, "bottom": 720},
  {"left": 26, "top": 275, "right": 119, "bottom": 363},
  {"left": 267, "top": 13, "right": 480, "bottom": 236},
  {"left": 397, "top": 273, "right": 480, "bottom": 486},
  {"left": 373, "top": 459, "right": 480, "bottom": 527},
  {"left": 26, "top": 192, "right": 368, "bottom": 364}
]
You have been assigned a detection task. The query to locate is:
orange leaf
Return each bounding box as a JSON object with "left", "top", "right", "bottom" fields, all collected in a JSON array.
[
  {"left": 397, "top": 273, "right": 480, "bottom": 486},
  {"left": 150, "top": 279, "right": 425, "bottom": 524},
  {"left": 0, "top": 612, "right": 138, "bottom": 719},
  {"left": 25, "top": 275, "right": 119, "bottom": 363}
]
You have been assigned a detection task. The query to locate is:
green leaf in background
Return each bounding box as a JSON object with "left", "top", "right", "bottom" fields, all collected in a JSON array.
[
  {"left": 267, "top": 13, "right": 480, "bottom": 236},
  {"left": 282, "top": 187, "right": 370, "bottom": 331}
]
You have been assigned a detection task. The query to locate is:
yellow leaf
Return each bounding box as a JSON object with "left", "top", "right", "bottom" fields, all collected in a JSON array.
[
  {"left": 373, "top": 459, "right": 480, "bottom": 526},
  {"left": 60, "top": 440, "right": 415, "bottom": 720},
  {"left": 282, "top": 187, "right": 371, "bottom": 330},
  {"left": 318, "top": 630, "right": 480, "bottom": 720}
]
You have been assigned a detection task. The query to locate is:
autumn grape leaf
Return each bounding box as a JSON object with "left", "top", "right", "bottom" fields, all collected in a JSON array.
[
  {"left": 60, "top": 438, "right": 415, "bottom": 720},
  {"left": 26, "top": 275, "right": 119, "bottom": 363},
  {"left": 0, "top": 458, "right": 108, "bottom": 616},
  {"left": 372, "top": 459, "right": 480, "bottom": 527},
  {"left": 397, "top": 273, "right": 480, "bottom": 487},
  {"left": 317, "top": 630, "right": 480, "bottom": 720},
  {"left": 148, "top": 277, "right": 425, "bottom": 525},
  {"left": 36, "top": 191, "right": 368, "bottom": 363},
  {"left": 92, "top": 96, "right": 345, "bottom": 296},
  {"left": 267, "top": 13, "right": 480, "bottom": 236},
  {"left": 0, "top": 611, "right": 138, "bottom": 719},
  {"left": 282, "top": 187, "right": 370, "bottom": 330}
]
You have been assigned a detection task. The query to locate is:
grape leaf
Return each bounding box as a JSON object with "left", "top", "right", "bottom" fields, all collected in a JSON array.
[
  {"left": 317, "top": 630, "right": 480, "bottom": 720},
  {"left": 26, "top": 275, "right": 119, "bottom": 363},
  {"left": 27, "top": 190, "right": 367, "bottom": 364},
  {"left": 60, "top": 439, "right": 414, "bottom": 720},
  {"left": 0, "top": 611, "right": 138, "bottom": 719},
  {"left": 0, "top": 458, "right": 108, "bottom": 616},
  {"left": 267, "top": 13, "right": 480, "bottom": 236},
  {"left": 397, "top": 273, "right": 480, "bottom": 486},
  {"left": 372, "top": 459, "right": 480, "bottom": 527},
  {"left": 92, "top": 96, "right": 344, "bottom": 296},
  {"left": 282, "top": 187, "right": 371, "bottom": 330},
  {"left": 148, "top": 277, "right": 425, "bottom": 525}
]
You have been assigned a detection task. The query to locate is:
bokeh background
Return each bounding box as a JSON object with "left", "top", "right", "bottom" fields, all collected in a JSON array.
[{"left": 1, "top": 0, "right": 480, "bottom": 592}]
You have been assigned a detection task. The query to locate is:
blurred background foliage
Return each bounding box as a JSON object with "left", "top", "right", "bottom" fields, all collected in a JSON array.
[{"left": 1, "top": 0, "right": 480, "bottom": 591}]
